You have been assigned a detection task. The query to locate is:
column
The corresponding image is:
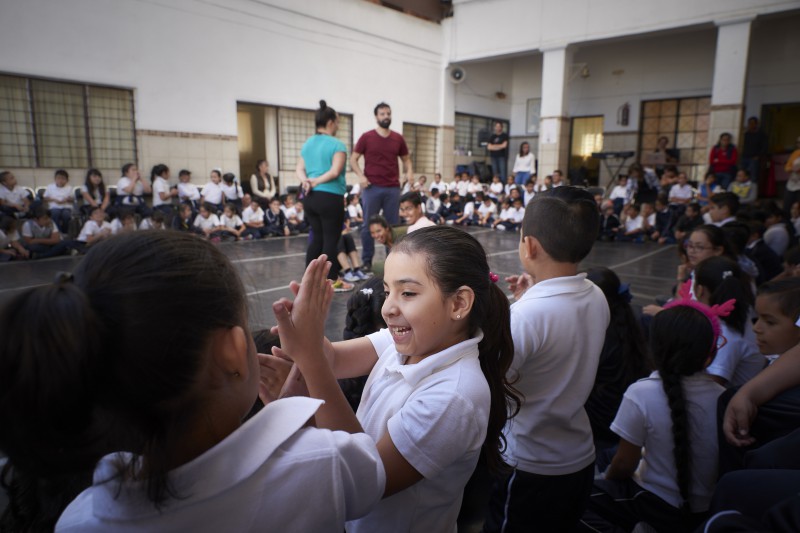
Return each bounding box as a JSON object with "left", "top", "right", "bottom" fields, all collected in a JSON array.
[
  {"left": 438, "top": 18, "right": 456, "bottom": 181},
  {"left": 538, "top": 46, "right": 572, "bottom": 180},
  {"left": 708, "top": 18, "right": 753, "bottom": 159}
]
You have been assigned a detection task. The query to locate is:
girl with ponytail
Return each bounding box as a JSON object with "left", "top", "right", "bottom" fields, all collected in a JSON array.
[
  {"left": 694, "top": 256, "right": 766, "bottom": 387},
  {"left": 0, "top": 232, "right": 385, "bottom": 532},
  {"left": 584, "top": 281, "right": 729, "bottom": 532},
  {"left": 271, "top": 225, "right": 521, "bottom": 532}
]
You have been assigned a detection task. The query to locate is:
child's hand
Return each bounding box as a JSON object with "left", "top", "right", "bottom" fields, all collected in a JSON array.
[
  {"left": 723, "top": 392, "right": 758, "bottom": 447},
  {"left": 506, "top": 272, "right": 534, "bottom": 300},
  {"left": 271, "top": 256, "right": 333, "bottom": 369},
  {"left": 257, "top": 351, "right": 294, "bottom": 404}
]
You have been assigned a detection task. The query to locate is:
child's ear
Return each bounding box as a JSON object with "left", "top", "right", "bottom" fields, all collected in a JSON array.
[
  {"left": 521, "top": 235, "right": 539, "bottom": 260},
  {"left": 208, "top": 326, "right": 251, "bottom": 386},
  {"left": 451, "top": 286, "right": 475, "bottom": 321}
]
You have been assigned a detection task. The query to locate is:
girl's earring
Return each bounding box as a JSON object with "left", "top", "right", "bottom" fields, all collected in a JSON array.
[{"left": 456, "top": 314, "right": 461, "bottom": 319}]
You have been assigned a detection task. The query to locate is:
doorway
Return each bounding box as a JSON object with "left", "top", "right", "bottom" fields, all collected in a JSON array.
[
  {"left": 236, "top": 103, "right": 279, "bottom": 193},
  {"left": 568, "top": 116, "right": 604, "bottom": 186},
  {"left": 761, "top": 102, "right": 800, "bottom": 197}
]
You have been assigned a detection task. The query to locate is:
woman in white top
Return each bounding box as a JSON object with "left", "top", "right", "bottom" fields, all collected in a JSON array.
[
  {"left": 250, "top": 160, "right": 277, "bottom": 208},
  {"left": 0, "top": 232, "right": 385, "bottom": 532},
  {"left": 150, "top": 164, "right": 177, "bottom": 214},
  {"left": 513, "top": 142, "right": 535, "bottom": 186}
]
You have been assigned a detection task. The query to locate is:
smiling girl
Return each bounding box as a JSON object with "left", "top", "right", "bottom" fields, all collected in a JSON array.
[{"left": 272, "top": 226, "right": 521, "bottom": 532}]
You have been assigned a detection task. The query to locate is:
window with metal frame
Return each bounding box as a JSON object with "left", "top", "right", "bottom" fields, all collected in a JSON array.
[
  {"left": 454, "top": 113, "right": 508, "bottom": 156},
  {"left": 403, "top": 123, "right": 438, "bottom": 175},
  {"left": 0, "top": 74, "right": 136, "bottom": 169},
  {"left": 278, "top": 107, "right": 353, "bottom": 173}
]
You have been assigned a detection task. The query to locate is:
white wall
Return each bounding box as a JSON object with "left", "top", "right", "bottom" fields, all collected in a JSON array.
[
  {"left": 0, "top": 0, "right": 444, "bottom": 137},
  {"left": 450, "top": 0, "right": 799, "bottom": 62},
  {"left": 453, "top": 58, "right": 514, "bottom": 120}
]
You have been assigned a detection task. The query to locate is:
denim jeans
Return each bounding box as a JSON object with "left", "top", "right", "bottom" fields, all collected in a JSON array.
[
  {"left": 491, "top": 155, "right": 507, "bottom": 181},
  {"left": 360, "top": 184, "right": 400, "bottom": 264}
]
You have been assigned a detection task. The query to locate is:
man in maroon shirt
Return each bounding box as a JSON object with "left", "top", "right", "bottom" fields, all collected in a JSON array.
[{"left": 351, "top": 102, "right": 414, "bottom": 269}]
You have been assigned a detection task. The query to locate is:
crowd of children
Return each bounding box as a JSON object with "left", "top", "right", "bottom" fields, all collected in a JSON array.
[{"left": 2, "top": 158, "right": 800, "bottom": 532}]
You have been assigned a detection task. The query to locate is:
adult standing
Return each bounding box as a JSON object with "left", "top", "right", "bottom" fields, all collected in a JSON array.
[
  {"left": 709, "top": 132, "right": 738, "bottom": 190},
  {"left": 351, "top": 102, "right": 412, "bottom": 270},
  {"left": 512, "top": 142, "right": 535, "bottom": 186},
  {"left": 487, "top": 121, "right": 509, "bottom": 182},
  {"left": 784, "top": 136, "right": 800, "bottom": 220},
  {"left": 741, "top": 117, "right": 768, "bottom": 186},
  {"left": 297, "top": 100, "right": 350, "bottom": 288},
  {"left": 250, "top": 159, "right": 277, "bottom": 208}
]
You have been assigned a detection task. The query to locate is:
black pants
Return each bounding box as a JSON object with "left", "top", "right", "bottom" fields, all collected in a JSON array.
[
  {"left": 304, "top": 190, "right": 344, "bottom": 280},
  {"left": 483, "top": 463, "right": 594, "bottom": 533}
]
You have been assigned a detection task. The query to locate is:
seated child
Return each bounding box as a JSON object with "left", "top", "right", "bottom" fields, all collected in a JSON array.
[
  {"left": 193, "top": 202, "right": 222, "bottom": 239},
  {"left": 116, "top": 163, "right": 151, "bottom": 216},
  {"left": 425, "top": 189, "right": 441, "bottom": 224},
  {"left": 347, "top": 194, "right": 364, "bottom": 228},
  {"left": 76, "top": 207, "right": 113, "bottom": 252},
  {"left": 598, "top": 200, "right": 621, "bottom": 242},
  {"left": 452, "top": 193, "right": 473, "bottom": 226},
  {"left": 285, "top": 197, "right": 309, "bottom": 233},
  {"left": 730, "top": 169, "right": 757, "bottom": 205},
  {"left": 110, "top": 210, "right": 137, "bottom": 235},
  {"left": 492, "top": 199, "right": 513, "bottom": 231},
  {"left": 667, "top": 172, "right": 694, "bottom": 208},
  {"left": 240, "top": 194, "right": 267, "bottom": 239},
  {"left": 651, "top": 195, "right": 676, "bottom": 244},
  {"left": 619, "top": 204, "right": 645, "bottom": 243},
  {"left": 584, "top": 285, "right": 728, "bottom": 532},
  {"left": 0, "top": 171, "right": 30, "bottom": 218},
  {"left": 221, "top": 173, "right": 243, "bottom": 210},
  {"left": 399, "top": 192, "right": 435, "bottom": 233},
  {"left": 219, "top": 203, "right": 245, "bottom": 240},
  {"left": 139, "top": 210, "right": 167, "bottom": 231},
  {"left": 21, "top": 207, "right": 70, "bottom": 259},
  {"left": 44, "top": 169, "right": 74, "bottom": 233},
  {"left": 172, "top": 203, "right": 199, "bottom": 233},
  {"left": 201, "top": 170, "right": 225, "bottom": 213},
  {"left": 176, "top": 169, "right": 201, "bottom": 209},
  {"left": 673, "top": 202, "right": 703, "bottom": 242},
  {"left": 338, "top": 231, "right": 369, "bottom": 283},
  {"left": 488, "top": 175, "right": 504, "bottom": 200},
  {"left": 0, "top": 216, "right": 29, "bottom": 260},
  {"left": 265, "top": 197, "right": 290, "bottom": 237},
  {"left": 745, "top": 221, "right": 784, "bottom": 284},
  {"left": 694, "top": 256, "right": 765, "bottom": 387},
  {"left": 80, "top": 169, "right": 110, "bottom": 216},
  {"left": 477, "top": 196, "right": 497, "bottom": 227},
  {"left": 763, "top": 202, "right": 790, "bottom": 258},
  {"left": 523, "top": 180, "right": 536, "bottom": 207},
  {"left": 150, "top": 164, "right": 177, "bottom": 215}
]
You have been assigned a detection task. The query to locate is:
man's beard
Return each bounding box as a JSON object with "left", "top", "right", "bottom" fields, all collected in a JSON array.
[{"left": 378, "top": 119, "right": 391, "bottom": 129}]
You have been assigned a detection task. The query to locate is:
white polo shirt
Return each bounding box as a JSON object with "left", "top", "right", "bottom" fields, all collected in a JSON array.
[
  {"left": 201, "top": 181, "right": 223, "bottom": 204},
  {"left": 116, "top": 177, "right": 144, "bottom": 205},
  {"left": 57, "top": 397, "right": 385, "bottom": 532},
  {"left": 151, "top": 177, "right": 172, "bottom": 207},
  {"left": 177, "top": 182, "right": 200, "bottom": 202},
  {"left": 705, "top": 322, "right": 766, "bottom": 387},
  {"left": 347, "top": 329, "right": 490, "bottom": 533},
  {"left": 242, "top": 205, "right": 264, "bottom": 225},
  {"left": 611, "top": 372, "right": 724, "bottom": 511},
  {"left": 193, "top": 213, "right": 220, "bottom": 231},
  {"left": 0, "top": 184, "right": 28, "bottom": 206},
  {"left": 406, "top": 216, "right": 435, "bottom": 233},
  {"left": 505, "top": 274, "right": 609, "bottom": 475},
  {"left": 45, "top": 183, "right": 73, "bottom": 209},
  {"left": 77, "top": 220, "right": 112, "bottom": 243}
]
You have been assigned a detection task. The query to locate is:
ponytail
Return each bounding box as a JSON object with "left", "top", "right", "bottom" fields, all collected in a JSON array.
[
  {"left": 150, "top": 163, "right": 168, "bottom": 185},
  {"left": 315, "top": 100, "right": 337, "bottom": 130},
  {"left": 478, "top": 282, "right": 521, "bottom": 473},
  {"left": 694, "top": 256, "right": 752, "bottom": 335},
  {"left": 650, "top": 306, "right": 715, "bottom": 514},
  {"left": 394, "top": 226, "right": 521, "bottom": 474}
]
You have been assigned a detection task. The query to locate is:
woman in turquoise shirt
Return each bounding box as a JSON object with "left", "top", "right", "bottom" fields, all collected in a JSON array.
[{"left": 297, "top": 100, "right": 350, "bottom": 285}]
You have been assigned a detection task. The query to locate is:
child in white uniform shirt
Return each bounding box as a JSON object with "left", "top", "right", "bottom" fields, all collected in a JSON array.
[
  {"left": 0, "top": 171, "right": 30, "bottom": 218},
  {"left": 80, "top": 169, "right": 110, "bottom": 216},
  {"left": 76, "top": 207, "right": 113, "bottom": 252},
  {"left": 201, "top": 170, "right": 225, "bottom": 212},
  {"left": 193, "top": 203, "right": 222, "bottom": 238},
  {"left": 240, "top": 194, "right": 267, "bottom": 239},
  {"left": 44, "top": 169, "right": 74, "bottom": 233},
  {"left": 221, "top": 172, "right": 244, "bottom": 209},
  {"left": 150, "top": 164, "right": 177, "bottom": 215},
  {"left": 585, "top": 285, "right": 728, "bottom": 532},
  {"left": 270, "top": 227, "right": 520, "bottom": 533},
  {"left": 484, "top": 187, "right": 610, "bottom": 533},
  {"left": 176, "top": 169, "right": 200, "bottom": 209},
  {"left": 116, "top": 163, "right": 151, "bottom": 216},
  {"left": 0, "top": 232, "right": 384, "bottom": 532},
  {"left": 694, "top": 257, "right": 765, "bottom": 387}
]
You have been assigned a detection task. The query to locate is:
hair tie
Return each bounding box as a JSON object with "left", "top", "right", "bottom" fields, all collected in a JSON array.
[
  {"left": 722, "top": 270, "right": 733, "bottom": 279},
  {"left": 360, "top": 287, "right": 373, "bottom": 298},
  {"left": 54, "top": 271, "right": 74, "bottom": 285},
  {"left": 664, "top": 279, "right": 736, "bottom": 352},
  {"left": 617, "top": 283, "right": 633, "bottom": 303},
  {"left": 489, "top": 272, "right": 499, "bottom": 284}
]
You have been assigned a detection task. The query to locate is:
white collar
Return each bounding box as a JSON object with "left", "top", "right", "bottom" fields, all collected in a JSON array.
[{"left": 384, "top": 331, "right": 483, "bottom": 387}]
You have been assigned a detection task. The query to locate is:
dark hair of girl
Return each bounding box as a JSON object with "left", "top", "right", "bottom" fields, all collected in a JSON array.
[
  {"left": 585, "top": 267, "right": 649, "bottom": 387},
  {"left": 690, "top": 224, "right": 735, "bottom": 261},
  {"left": 694, "top": 256, "right": 753, "bottom": 335},
  {"left": 393, "top": 226, "right": 522, "bottom": 474},
  {"left": 254, "top": 159, "right": 273, "bottom": 192},
  {"left": 150, "top": 163, "right": 169, "bottom": 184},
  {"left": 121, "top": 162, "right": 135, "bottom": 176},
  {"left": 649, "top": 305, "right": 716, "bottom": 514},
  {"left": 315, "top": 100, "right": 337, "bottom": 130},
  {"left": 0, "top": 232, "right": 247, "bottom": 511},
  {"left": 343, "top": 277, "right": 386, "bottom": 341},
  {"left": 84, "top": 168, "right": 106, "bottom": 200},
  {"left": 518, "top": 141, "right": 529, "bottom": 157}
]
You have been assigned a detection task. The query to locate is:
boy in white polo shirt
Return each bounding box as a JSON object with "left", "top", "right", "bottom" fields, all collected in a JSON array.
[{"left": 483, "top": 186, "right": 610, "bottom": 532}]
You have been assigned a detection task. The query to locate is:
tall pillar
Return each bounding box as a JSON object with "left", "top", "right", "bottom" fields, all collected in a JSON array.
[
  {"left": 538, "top": 46, "right": 572, "bottom": 180},
  {"left": 439, "top": 18, "right": 456, "bottom": 180},
  {"left": 708, "top": 18, "right": 753, "bottom": 158}
]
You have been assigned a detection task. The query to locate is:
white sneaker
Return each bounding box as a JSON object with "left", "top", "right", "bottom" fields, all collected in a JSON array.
[
  {"left": 354, "top": 269, "right": 369, "bottom": 280},
  {"left": 343, "top": 271, "right": 359, "bottom": 283}
]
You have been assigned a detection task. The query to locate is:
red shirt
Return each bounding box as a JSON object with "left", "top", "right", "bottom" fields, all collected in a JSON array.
[
  {"left": 353, "top": 130, "right": 409, "bottom": 188},
  {"left": 709, "top": 145, "right": 738, "bottom": 174}
]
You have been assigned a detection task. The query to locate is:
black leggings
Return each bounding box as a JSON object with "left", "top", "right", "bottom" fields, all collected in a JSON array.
[{"left": 304, "top": 190, "right": 344, "bottom": 280}]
